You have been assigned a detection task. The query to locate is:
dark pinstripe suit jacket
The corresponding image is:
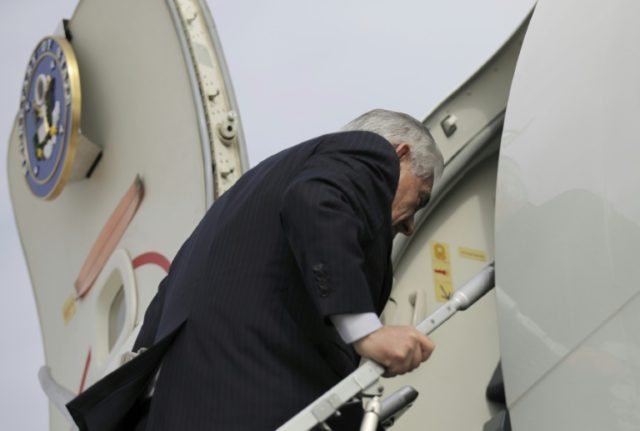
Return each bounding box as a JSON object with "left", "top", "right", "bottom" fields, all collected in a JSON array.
[{"left": 67, "top": 131, "right": 399, "bottom": 430}]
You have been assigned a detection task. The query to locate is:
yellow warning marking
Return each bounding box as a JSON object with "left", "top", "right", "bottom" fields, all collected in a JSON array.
[
  {"left": 430, "top": 242, "right": 453, "bottom": 302},
  {"left": 459, "top": 247, "right": 487, "bottom": 262},
  {"left": 433, "top": 242, "right": 447, "bottom": 261},
  {"left": 63, "top": 294, "right": 77, "bottom": 324}
]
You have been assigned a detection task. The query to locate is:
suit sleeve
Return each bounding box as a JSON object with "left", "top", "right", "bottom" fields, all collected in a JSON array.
[{"left": 279, "top": 132, "right": 399, "bottom": 319}]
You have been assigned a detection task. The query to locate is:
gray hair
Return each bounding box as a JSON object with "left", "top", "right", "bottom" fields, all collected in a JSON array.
[{"left": 341, "top": 109, "right": 443, "bottom": 183}]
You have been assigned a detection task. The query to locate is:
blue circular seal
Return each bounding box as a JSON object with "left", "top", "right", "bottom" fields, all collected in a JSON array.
[{"left": 18, "top": 36, "right": 81, "bottom": 200}]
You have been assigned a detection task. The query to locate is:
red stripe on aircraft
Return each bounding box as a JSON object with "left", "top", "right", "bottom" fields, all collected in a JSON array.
[
  {"left": 132, "top": 252, "right": 171, "bottom": 273},
  {"left": 78, "top": 349, "right": 91, "bottom": 394}
]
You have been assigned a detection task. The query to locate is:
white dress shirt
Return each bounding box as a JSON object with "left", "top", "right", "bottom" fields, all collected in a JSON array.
[{"left": 330, "top": 312, "right": 382, "bottom": 344}]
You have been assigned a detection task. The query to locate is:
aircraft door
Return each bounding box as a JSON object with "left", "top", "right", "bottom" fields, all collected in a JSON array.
[{"left": 7, "top": 1, "right": 247, "bottom": 429}]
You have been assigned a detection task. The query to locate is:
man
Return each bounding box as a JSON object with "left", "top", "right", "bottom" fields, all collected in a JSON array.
[{"left": 67, "top": 109, "right": 444, "bottom": 430}]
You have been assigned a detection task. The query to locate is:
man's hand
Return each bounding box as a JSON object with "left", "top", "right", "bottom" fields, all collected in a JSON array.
[{"left": 353, "top": 325, "right": 434, "bottom": 377}]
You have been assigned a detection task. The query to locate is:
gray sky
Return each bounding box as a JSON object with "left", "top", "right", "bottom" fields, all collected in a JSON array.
[{"left": 0, "top": 0, "right": 533, "bottom": 428}]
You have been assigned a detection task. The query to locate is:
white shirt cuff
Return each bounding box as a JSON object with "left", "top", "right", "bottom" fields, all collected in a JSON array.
[{"left": 330, "top": 312, "right": 382, "bottom": 344}]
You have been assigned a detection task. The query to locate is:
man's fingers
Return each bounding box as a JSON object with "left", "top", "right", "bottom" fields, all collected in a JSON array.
[
  {"left": 399, "top": 334, "right": 425, "bottom": 374},
  {"left": 383, "top": 367, "right": 398, "bottom": 378},
  {"left": 411, "top": 343, "right": 422, "bottom": 371},
  {"left": 417, "top": 333, "right": 434, "bottom": 362},
  {"left": 403, "top": 343, "right": 417, "bottom": 373}
]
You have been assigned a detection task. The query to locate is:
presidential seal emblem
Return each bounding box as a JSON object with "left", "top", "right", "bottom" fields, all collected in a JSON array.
[{"left": 17, "top": 36, "right": 99, "bottom": 200}]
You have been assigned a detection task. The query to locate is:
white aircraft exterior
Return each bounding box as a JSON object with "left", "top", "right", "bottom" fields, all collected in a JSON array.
[{"left": 7, "top": 0, "right": 640, "bottom": 430}]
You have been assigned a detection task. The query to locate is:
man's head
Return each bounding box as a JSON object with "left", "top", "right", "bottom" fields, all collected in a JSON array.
[{"left": 342, "top": 109, "right": 444, "bottom": 236}]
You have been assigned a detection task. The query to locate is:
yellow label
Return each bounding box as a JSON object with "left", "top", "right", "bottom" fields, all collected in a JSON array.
[
  {"left": 458, "top": 247, "right": 487, "bottom": 262},
  {"left": 434, "top": 279, "right": 453, "bottom": 302},
  {"left": 63, "top": 295, "right": 77, "bottom": 324},
  {"left": 431, "top": 242, "right": 453, "bottom": 302}
]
